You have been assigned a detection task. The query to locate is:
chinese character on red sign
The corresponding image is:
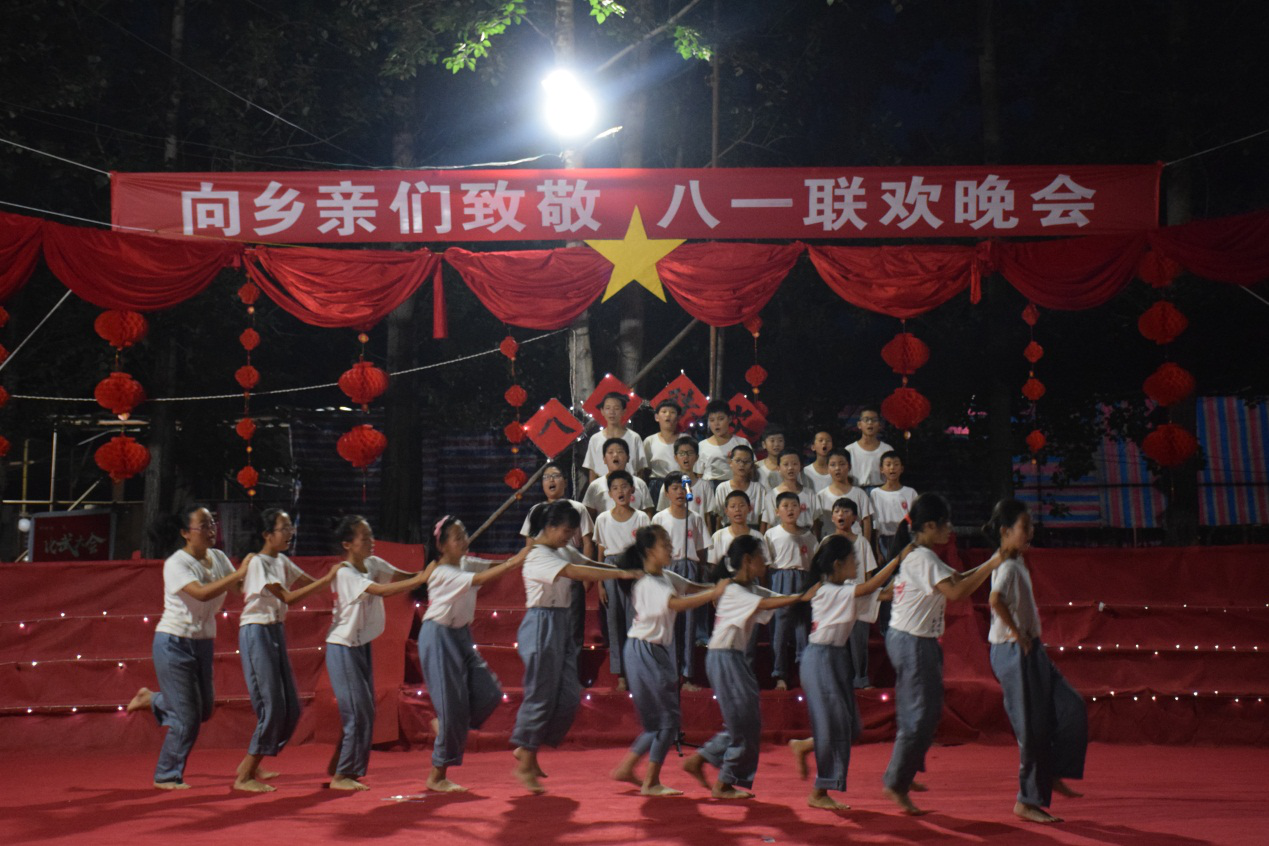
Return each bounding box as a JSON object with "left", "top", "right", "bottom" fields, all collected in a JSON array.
[
  {"left": 651, "top": 373, "right": 708, "bottom": 428},
  {"left": 525, "top": 399, "right": 585, "bottom": 459},
  {"left": 582, "top": 374, "right": 642, "bottom": 426},
  {"left": 727, "top": 393, "right": 768, "bottom": 442}
]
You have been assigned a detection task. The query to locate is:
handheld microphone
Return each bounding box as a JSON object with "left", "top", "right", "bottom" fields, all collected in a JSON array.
[{"left": 681, "top": 473, "right": 694, "bottom": 503}]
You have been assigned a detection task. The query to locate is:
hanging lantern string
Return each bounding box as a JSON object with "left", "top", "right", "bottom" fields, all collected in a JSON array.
[{"left": 11, "top": 329, "right": 568, "bottom": 403}]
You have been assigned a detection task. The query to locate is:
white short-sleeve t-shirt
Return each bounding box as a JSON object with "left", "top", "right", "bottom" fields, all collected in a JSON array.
[
  {"left": 803, "top": 463, "right": 833, "bottom": 494},
  {"left": 765, "top": 524, "right": 814, "bottom": 571},
  {"left": 523, "top": 544, "right": 584, "bottom": 608},
  {"left": 627, "top": 573, "right": 679, "bottom": 646},
  {"left": 651, "top": 510, "right": 708, "bottom": 561},
  {"left": 326, "top": 556, "right": 397, "bottom": 647},
  {"left": 583, "top": 428, "right": 646, "bottom": 475},
  {"left": 643, "top": 433, "right": 679, "bottom": 479},
  {"left": 889, "top": 546, "right": 956, "bottom": 638},
  {"left": 763, "top": 488, "right": 819, "bottom": 531},
  {"left": 708, "top": 583, "right": 775, "bottom": 651},
  {"left": 583, "top": 474, "right": 654, "bottom": 513},
  {"left": 815, "top": 486, "right": 875, "bottom": 528},
  {"left": 239, "top": 552, "right": 308, "bottom": 626},
  {"left": 757, "top": 462, "right": 812, "bottom": 491},
  {"left": 989, "top": 557, "right": 1042, "bottom": 644},
  {"left": 707, "top": 527, "right": 770, "bottom": 566},
  {"left": 846, "top": 440, "right": 894, "bottom": 487},
  {"left": 808, "top": 581, "right": 860, "bottom": 646},
  {"left": 696, "top": 435, "right": 750, "bottom": 481},
  {"left": 710, "top": 480, "right": 770, "bottom": 529},
  {"left": 423, "top": 559, "right": 488, "bottom": 628},
  {"left": 520, "top": 499, "right": 593, "bottom": 551},
  {"left": 593, "top": 509, "right": 651, "bottom": 557},
  {"left": 656, "top": 477, "right": 714, "bottom": 523},
  {"left": 871, "top": 486, "right": 918, "bottom": 536},
  {"left": 156, "top": 549, "right": 237, "bottom": 639}
]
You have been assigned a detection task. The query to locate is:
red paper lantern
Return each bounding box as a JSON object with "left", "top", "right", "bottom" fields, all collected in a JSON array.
[
  {"left": 94, "top": 371, "right": 146, "bottom": 418},
  {"left": 499, "top": 335, "right": 519, "bottom": 360},
  {"left": 505, "top": 384, "right": 527, "bottom": 407},
  {"left": 745, "top": 365, "right": 768, "bottom": 390},
  {"left": 880, "top": 333, "right": 930, "bottom": 375},
  {"left": 235, "top": 365, "right": 260, "bottom": 390},
  {"left": 94, "top": 434, "right": 150, "bottom": 482},
  {"left": 504, "top": 468, "right": 528, "bottom": 490},
  {"left": 1022, "top": 377, "right": 1046, "bottom": 402},
  {"left": 236, "top": 465, "right": 259, "bottom": 491},
  {"left": 743, "top": 316, "right": 762, "bottom": 337},
  {"left": 94, "top": 311, "right": 148, "bottom": 350},
  {"left": 338, "top": 361, "right": 389, "bottom": 409},
  {"left": 236, "top": 417, "right": 257, "bottom": 441},
  {"left": 337, "top": 424, "right": 387, "bottom": 468},
  {"left": 0, "top": 385, "right": 8, "bottom": 409},
  {"left": 0, "top": 435, "right": 9, "bottom": 458},
  {"left": 0, "top": 343, "right": 7, "bottom": 364},
  {"left": 1141, "top": 423, "right": 1198, "bottom": 468},
  {"left": 1138, "top": 251, "right": 1182, "bottom": 288},
  {"left": 1143, "top": 362, "right": 1196, "bottom": 407},
  {"left": 238, "top": 283, "right": 261, "bottom": 305},
  {"left": 1023, "top": 341, "right": 1044, "bottom": 364},
  {"left": 504, "top": 421, "right": 526, "bottom": 444},
  {"left": 1021, "top": 303, "right": 1040, "bottom": 326},
  {"left": 1025, "top": 429, "right": 1047, "bottom": 454},
  {"left": 1138, "top": 301, "right": 1188, "bottom": 345},
  {"left": 239, "top": 328, "right": 261, "bottom": 351},
  {"left": 881, "top": 387, "right": 931, "bottom": 432}
]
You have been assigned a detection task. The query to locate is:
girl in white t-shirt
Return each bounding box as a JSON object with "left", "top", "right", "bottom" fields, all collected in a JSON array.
[
  {"left": 127, "top": 505, "right": 248, "bottom": 789},
  {"left": 325, "top": 516, "right": 428, "bottom": 791},
  {"left": 681, "top": 535, "right": 806, "bottom": 800},
  {"left": 881, "top": 494, "right": 1005, "bottom": 815},
  {"left": 788, "top": 534, "right": 904, "bottom": 811},
  {"left": 984, "top": 499, "right": 1086, "bottom": 824},
  {"left": 420, "top": 516, "right": 530, "bottom": 794},
  {"left": 511, "top": 501, "right": 640, "bottom": 794},
  {"left": 610, "top": 525, "right": 725, "bottom": 797},
  {"left": 234, "top": 508, "right": 340, "bottom": 793}
]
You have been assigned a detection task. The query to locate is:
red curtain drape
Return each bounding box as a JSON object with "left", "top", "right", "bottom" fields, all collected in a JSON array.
[
  {"left": 997, "top": 233, "right": 1148, "bottom": 310},
  {"left": 42, "top": 221, "right": 242, "bottom": 311},
  {"left": 0, "top": 212, "right": 43, "bottom": 302},
  {"left": 807, "top": 244, "right": 975, "bottom": 318},
  {"left": 1149, "top": 208, "right": 1269, "bottom": 285},
  {"left": 445, "top": 246, "right": 610, "bottom": 330},
  {"left": 243, "top": 245, "right": 444, "bottom": 334},
  {"left": 658, "top": 242, "right": 804, "bottom": 327}
]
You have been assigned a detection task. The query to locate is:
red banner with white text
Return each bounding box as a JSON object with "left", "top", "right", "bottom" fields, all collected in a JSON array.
[{"left": 111, "top": 165, "right": 1161, "bottom": 244}]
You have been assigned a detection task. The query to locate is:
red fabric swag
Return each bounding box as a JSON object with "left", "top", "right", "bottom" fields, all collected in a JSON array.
[
  {"left": 807, "top": 244, "right": 974, "bottom": 318},
  {"left": 1149, "top": 208, "right": 1269, "bottom": 285},
  {"left": 42, "top": 222, "right": 242, "bottom": 311},
  {"left": 445, "top": 246, "right": 610, "bottom": 330},
  {"left": 0, "top": 212, "right": 43, "bottom": 302},
  {"left": 658, "top": 242, "right": 804, "bottom": 327},
  {"left": 243, "top": 245, "right": 443, "bottom": 334},
  {"left": 997, "top": 233, "right": 1148, "bottom": 310}
]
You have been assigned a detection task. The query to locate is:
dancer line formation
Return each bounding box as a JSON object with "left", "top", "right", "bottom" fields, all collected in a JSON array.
[{"left": 128, "top": 399, "right": 1088, "bottom": 824}]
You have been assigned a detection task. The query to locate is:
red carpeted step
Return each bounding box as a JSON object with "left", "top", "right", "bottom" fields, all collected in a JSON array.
[
  {"left": 1050, "top": 649, "right": 1269, "bottom": 695},
  {"left": 993, "top": 604, "right": 1269, "bottom": 652}
]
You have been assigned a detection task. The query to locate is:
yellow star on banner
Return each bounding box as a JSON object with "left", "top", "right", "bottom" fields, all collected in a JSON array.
[{"left": 586, "top": 207, "right": 685, "bottom": 302}]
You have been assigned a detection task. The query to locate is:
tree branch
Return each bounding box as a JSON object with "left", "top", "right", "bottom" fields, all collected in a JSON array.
[{"left": 594, "top": 0, "right": 707, "bottom": 74}]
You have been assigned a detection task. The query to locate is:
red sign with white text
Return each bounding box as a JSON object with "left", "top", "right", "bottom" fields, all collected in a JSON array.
[{"left": 111, "top": 165, "right": 1160, "bottom": 243}]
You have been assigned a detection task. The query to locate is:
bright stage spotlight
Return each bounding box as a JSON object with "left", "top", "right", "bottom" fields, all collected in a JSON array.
[{"left": 542, "top": 69, "right": 597, "bottom": 139}]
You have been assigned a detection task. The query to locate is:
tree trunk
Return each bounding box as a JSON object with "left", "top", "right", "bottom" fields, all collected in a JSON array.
[{"left": 163, "top": 0, "right": 186, "bottom": 165}]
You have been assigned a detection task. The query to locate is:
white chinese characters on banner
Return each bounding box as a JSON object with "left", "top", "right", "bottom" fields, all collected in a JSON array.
[
  {"left": 954, "top": 174, "right": 1019, "bottom": 230},
  {"left": 316, "top": 181, "right": 377, "bottom": 235},
  {"left": 253, "top": 181, "right": 304, "bottom": 236},
  {"left": 461, "top": 180, "right": 526, "bottom": 233},
  {"left": 181, "top": 183, "right": 241, "bottom": 237},
  {"left": 537, "top": 178, "right": 601, "bottom": 233},
  {"left": 1031, "top": 174, "right": 1096, "bottom": 227},
  {"left": 803, "top": 177, "right": 868, "bottom": 231},
  {"left": 656, "top": 180, "right": 720, "bottom": 229},
  {"left": 390, "top": 180, "right": 453, "bottom": 235},
  {"left": 880, "top": 176, "right": 943, "bottom": 230}
]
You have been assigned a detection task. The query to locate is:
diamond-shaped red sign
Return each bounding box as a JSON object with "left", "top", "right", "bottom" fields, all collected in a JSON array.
[
  {"left": 650, "top": 373, "right": 707, "bottom": 429},
  {"left": 525, "top": 398, "right": 586, "bottom": 459},
  {"left": 582, "top": 373, "right": 642, "bottom": 426},
  {"left": 728, "top": 393, "right": 767, "bottom": 442}
]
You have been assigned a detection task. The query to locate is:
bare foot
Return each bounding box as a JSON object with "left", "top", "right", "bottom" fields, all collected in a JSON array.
[
  {"left": 330, "top": 775, "right": 369, "bottom": 791},
  {"left": 611, "top": 765, "right": 642, "bottom": 787},
  {"left": 641, "top": 783, "right": 683, "bottom": 797},
  {"left": 426, "top": 777, "right": 468, "bottom": 793},
  {"left": 1053, "top": 779, "right": 1083, "bottom": 798},
  {"left": 681, "top": 680, "right": 701, "bottom": 692},
  {"left": 512, "top": 765, "right": 546, "bottom": 794},
  {"left": 153, "top": 781, "right": 190, "bottom": 791},
  {"left": 808, "top": 791, "right": 850, "bottom": 811},
  {"left": 883, "top": 787, "right": 927, "bottom": 815},
  {"left": 513, "top": 746, "right": 547, "bottom": 779},
  {"left": 127, "top": 687, "right": 153, "bottom": 713},
  {"left": 233, "top": 778, "right": 276, "bottom": 793},
  {"left": 616, "top": 677, "right": 628, "bottom": 691},
  {"left": 789, "top": 738, "right": 813, "bottom": 780},
  {"left": 1014, "top": 801, "right": 1062, "bottom": 824},
  {"left": 774, "top": 678, "right": 788, "bottom": 691},
  {"left": 909, "top": 780, "right": 929, "bottom": 792},
  {"left": 712, "top": 783, "right": 754, "bottom": 800},
  {"left": 682, "top": 754, "right": 709, "bottom": 789},
  {"left": 256, "top": 769, "right": 279, "bottom": 780}
]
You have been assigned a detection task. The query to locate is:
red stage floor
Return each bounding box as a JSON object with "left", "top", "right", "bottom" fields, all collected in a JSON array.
[{"left": 2, "top": 742, "right": 1262, "bottom": 846}]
